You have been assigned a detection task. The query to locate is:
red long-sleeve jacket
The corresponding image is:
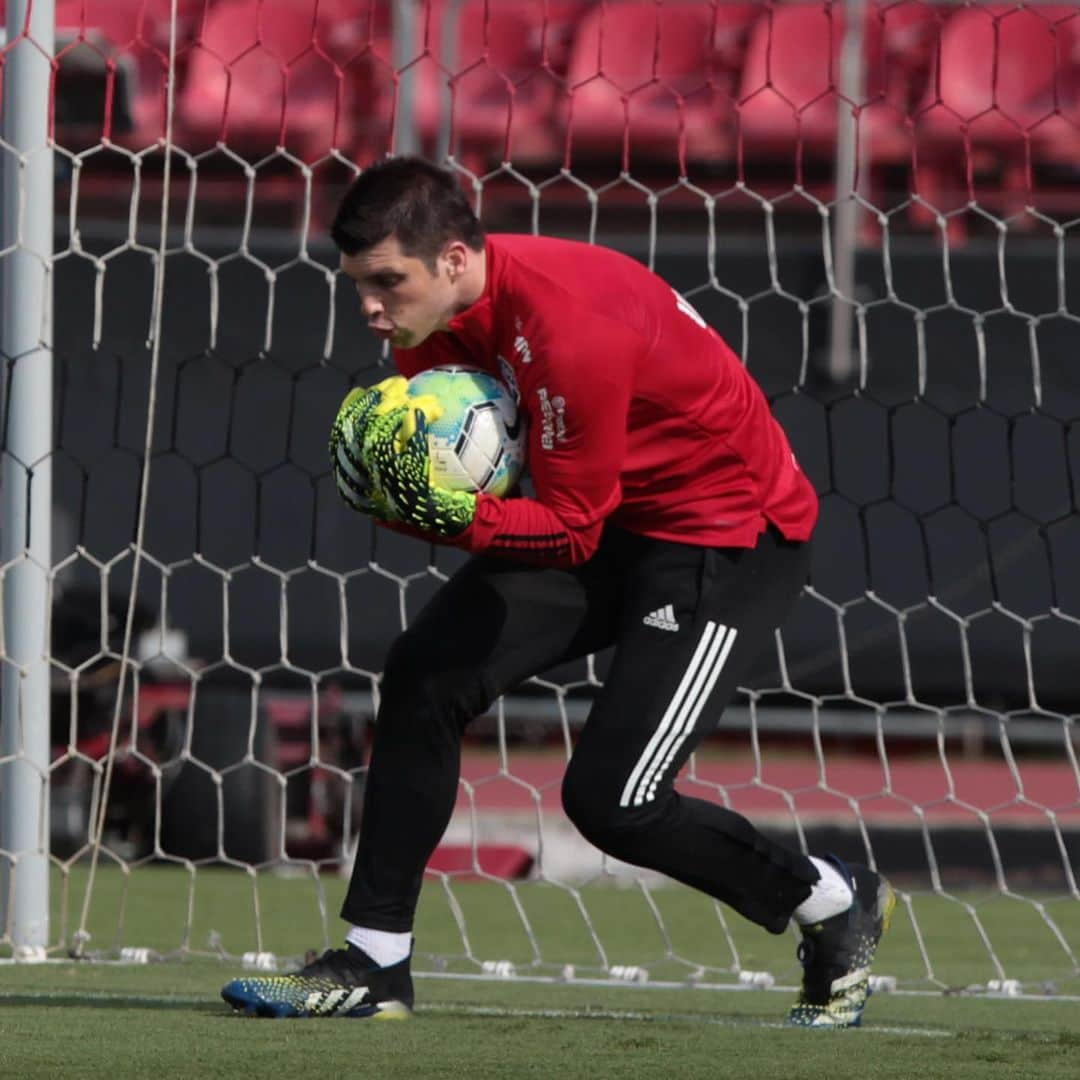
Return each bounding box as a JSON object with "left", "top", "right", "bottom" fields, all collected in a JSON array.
[{"left": 391, "top": 234, "right": 818, "bottom": 566}]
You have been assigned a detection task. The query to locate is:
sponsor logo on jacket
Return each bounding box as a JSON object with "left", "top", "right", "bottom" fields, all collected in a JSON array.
[
  {"left": 513, "top": 317, "right": 533, "bottom": 364},
  {"left": 536, "top": 387, "right": 567, "bottom": 450}
]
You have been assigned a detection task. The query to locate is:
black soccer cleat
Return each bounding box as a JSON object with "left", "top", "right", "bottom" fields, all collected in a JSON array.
[
  {"left": 787, "top": 855, "right": 896, "bottom": 1028},
  {"left": 221, "top": 944, "right": 413, "bottom": 1019}
]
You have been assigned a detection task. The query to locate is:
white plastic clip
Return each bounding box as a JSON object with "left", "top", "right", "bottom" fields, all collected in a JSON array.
[
  {"left": 737, "top": 970, "right": 776, "bottom": 989},
  {"left": 13, "top": 944, "right": 47, "bottom": 964},
  {"left": 241, "top": 951, "right": 279, "bottom": 971}
]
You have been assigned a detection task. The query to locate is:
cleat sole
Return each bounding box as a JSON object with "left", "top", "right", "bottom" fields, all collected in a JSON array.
[
  {"left": 372, "top": 1001, "right": 412, "bottom": 1021},
  {"left": 220, "top": 979, "right": 411, "bottom": 1020},
  {"left": 257, "top": 1001, "right": 299, "bottom": 1019}
]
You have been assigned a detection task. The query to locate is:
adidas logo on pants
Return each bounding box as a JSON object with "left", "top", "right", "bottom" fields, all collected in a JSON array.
[{"left": 644, "top": 604, "right": 680, "bottom": 631}]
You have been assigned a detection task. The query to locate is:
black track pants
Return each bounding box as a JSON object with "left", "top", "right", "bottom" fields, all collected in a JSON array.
[{"left": 341, "top": 524, "right": 818, "bottom": 935}]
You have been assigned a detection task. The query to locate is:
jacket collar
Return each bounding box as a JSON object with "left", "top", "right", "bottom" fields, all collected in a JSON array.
[{"left": 445, "top": 237, "right": 500, "bottom": 355}]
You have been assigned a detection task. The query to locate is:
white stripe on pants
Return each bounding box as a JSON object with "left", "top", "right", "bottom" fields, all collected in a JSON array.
[{"left": 618, "top": 621, "right": 738, "bottom": 808}]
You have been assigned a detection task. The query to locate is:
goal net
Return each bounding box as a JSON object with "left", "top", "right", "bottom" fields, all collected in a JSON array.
[{"left": 1, "top": 0, "right": 1078, "bottom": 1000}]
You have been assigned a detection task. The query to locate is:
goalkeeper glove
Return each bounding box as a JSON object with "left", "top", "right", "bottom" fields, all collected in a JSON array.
[
  {"left": 362, "top": 404, "right": 477, "bottom": 538},
  {"left": 329, "top": 377, "right": 411, "bottom": 518}
]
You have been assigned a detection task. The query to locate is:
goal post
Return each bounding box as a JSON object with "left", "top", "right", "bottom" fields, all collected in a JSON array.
[
  {"left": 0, "top": 0, "right": 1078, "bottom": 1002},
  {"left": 0, "top": 0, "right": 54, "bottom": 956}
]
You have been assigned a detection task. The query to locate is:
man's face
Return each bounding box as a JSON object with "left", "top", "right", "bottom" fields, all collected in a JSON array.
[{"left": 340, "top": 234, "right": 456, "bottom": 349}]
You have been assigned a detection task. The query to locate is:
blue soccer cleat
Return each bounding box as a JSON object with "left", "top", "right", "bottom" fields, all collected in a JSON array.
[
  {"left": 221, "top": 945, "right": 413, "bottom": 1019},
  {"left": 787, "top": 856, "right": 896, "bottom": 1029}
]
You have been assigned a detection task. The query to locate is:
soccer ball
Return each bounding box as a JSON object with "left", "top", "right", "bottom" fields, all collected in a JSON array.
[{"left": 407, "top": 365, "right": 526, "bottom": 497}]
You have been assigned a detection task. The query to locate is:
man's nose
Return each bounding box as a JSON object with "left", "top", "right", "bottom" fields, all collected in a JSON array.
[{"left": 359, "top": 292, "right": 382, "bottom": 319}]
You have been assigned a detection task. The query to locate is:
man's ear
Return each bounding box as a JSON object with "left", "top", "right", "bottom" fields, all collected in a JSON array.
[{"left": 442, "top": 240, "right": 470, "bottom": 281}]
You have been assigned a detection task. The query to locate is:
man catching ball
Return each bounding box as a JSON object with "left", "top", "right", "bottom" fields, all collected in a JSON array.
[{"left": 221, "top": 157, "right": 893, "bottom": 1027}]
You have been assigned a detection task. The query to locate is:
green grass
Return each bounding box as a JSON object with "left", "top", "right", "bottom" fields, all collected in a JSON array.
[
  {"left": 33, "top": 862, "right": 1080, "bottom": 992},
  {"left": 2, "top": 865, "right": 1079, "bottom": 1078}
]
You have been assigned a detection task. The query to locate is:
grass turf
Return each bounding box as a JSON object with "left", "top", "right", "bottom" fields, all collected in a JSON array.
[{"left": 2, "top": 865, "right": 1078, "bottom": 1078}]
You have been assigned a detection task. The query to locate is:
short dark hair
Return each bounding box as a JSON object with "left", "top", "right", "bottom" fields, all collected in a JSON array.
[{"left": 331, "top": 157, "right": 485, "bottom": 267}]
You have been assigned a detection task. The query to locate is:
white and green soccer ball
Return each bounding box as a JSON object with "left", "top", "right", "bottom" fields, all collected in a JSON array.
[{"left": 407, "top": 364, "right": 526, "bottom": 497}]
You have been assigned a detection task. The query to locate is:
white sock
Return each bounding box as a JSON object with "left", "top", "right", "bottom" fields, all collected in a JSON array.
[
  {"left": 346, "top": 925, "right": 412, "bottom": 968},
  {"left": 793, "top": 857, "right": 854, "bottom": 925}
]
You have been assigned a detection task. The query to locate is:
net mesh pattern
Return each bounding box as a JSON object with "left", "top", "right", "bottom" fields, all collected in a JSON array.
[{"left": 0, "top": 0, "right": 1078, "bottom": 995}]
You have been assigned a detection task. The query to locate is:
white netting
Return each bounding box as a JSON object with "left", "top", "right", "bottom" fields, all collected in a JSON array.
[{"left": 1, "top": 0, "right": 1078, "bottom": 997}]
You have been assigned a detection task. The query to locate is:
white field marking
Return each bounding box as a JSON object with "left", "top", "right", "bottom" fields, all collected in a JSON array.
[
  {"left": 0, "top": 987, "right": 951, "bottom": 1036},
  {"left": 2, "top": 969, "right": 1078, "bottom": 1006},
  {"left": 420, "top": 1003, "right": 955, "bottom": 1038},
  {"left": 416, "top": 972, "right": 1080, "bottom": 1006}
]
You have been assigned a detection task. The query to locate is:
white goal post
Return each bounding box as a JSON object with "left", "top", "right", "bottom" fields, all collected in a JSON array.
[
  {"left": 1, "top": 0, "right": 53, "bottom": 958},
  {"left": 1, "top": 0, "right": 1078, "bottom": 1001}
]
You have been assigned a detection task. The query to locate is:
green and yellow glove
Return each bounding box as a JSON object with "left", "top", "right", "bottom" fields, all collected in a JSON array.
[
  {"left": 328, "top": 376, "right": 410, "bottom": 518},
  {"left": 361, "top": 403, "right": 477, "bottom": 538}
]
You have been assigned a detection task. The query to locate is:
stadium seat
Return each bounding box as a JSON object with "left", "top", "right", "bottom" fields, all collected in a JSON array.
[
  {"left": 427, "top": 843, "right": 534, "bottom": 881},
  {"left": 735, "top": 1, "right": 938, "bottom": 189},
  {"left": 736, "top": 3, "right": 843, "bottom": 160},
  {"left": 435, "top": 0, "right": 588, "bottom": 169},
  {"left": 912, "top": 5, "right": 1080, "bottom": 220},
  {"left": 563, "top": 1, "right": 758, "bottom": 171},
  {"left": 175, "top": 0, "right": 388, "bottom": 161},
  {"left": 46, "top": 0, "right": 205, "bottom": 150}
]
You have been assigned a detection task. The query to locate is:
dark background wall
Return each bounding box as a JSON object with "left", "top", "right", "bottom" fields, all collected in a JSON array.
[{"left": 44, "top": 223, "right": 1080, "bottom": 714}]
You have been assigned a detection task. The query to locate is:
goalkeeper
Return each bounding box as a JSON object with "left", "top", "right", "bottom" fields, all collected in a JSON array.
[{"left": 222, "top": 158, "right": 894, "bottom": 1027}]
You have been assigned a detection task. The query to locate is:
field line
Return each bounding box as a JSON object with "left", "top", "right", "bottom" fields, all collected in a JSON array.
[
  {"left": 0, "top": 987, "right": 952, "bottom": 1037},
  {"left": 3, "top": 961, "right": 1077, "bottom": 1005},
  {"left": 416, "top": 970, "right": 1080, "bottom": 1004},
  {"left": 420, "top": 1002, "right": 954, "bottom": 1037}
]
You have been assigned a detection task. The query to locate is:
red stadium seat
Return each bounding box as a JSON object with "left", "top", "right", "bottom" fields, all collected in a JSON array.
[
  {"left": 732, "top": 0, "right": 942, "bottom": 220},
  {"left": 46, "top": 0, "right": 205, "bottom": 149},
  {"left": 736, "top": 3, "right": 846, "bottom": 160},
  {"left": 426, "top": 843, "right": 534, "bottom": 880},
  {"left": 437, "top": 0, "right": 587, "bottom": 169},
  {"left": 736, "top": 2, "right": 938, "bottom": 171},
  {"left": 175, "top": 0, "right": 387, "bottom": 161},
  {"left": 563, "top": 1, "right": 758, "bottom": 172},
  {"left": 913, "top": 5, "right": 1080, "bottom": 219}
]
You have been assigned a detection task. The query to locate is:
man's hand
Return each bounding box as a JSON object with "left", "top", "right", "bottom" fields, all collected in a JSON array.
[
  {"left": 329, "top": 377, "right": 411, "bottom": 518},
  {"left": 361, "top": 404, "right": 477, "bottom": 537}
]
